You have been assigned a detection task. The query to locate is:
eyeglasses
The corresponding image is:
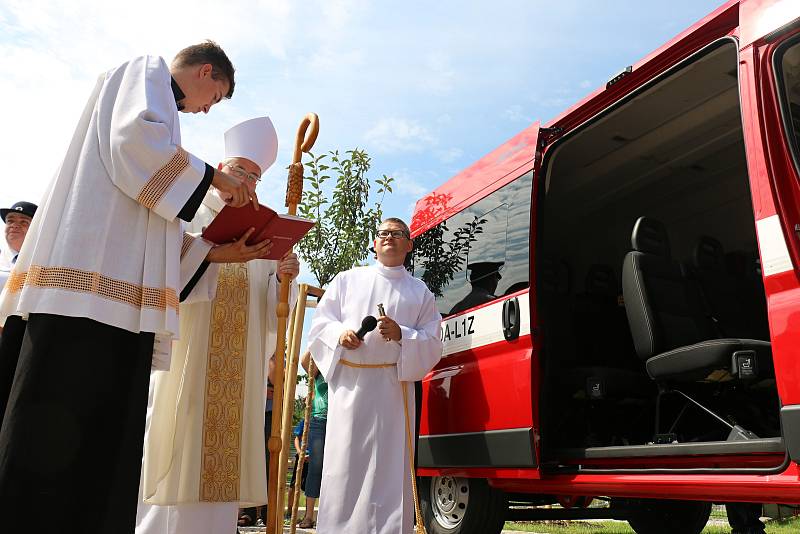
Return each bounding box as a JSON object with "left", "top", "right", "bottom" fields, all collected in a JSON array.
[
  {"left": 223, "top": 162, "right": 261, "bottom": 184},
  {"left": 376, "top": 229, "right": 409, "bottom": 239}
]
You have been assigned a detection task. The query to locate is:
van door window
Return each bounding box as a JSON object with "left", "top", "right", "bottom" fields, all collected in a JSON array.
[{"left": 413, "top": 170, "right": 533, "bottom": 316}]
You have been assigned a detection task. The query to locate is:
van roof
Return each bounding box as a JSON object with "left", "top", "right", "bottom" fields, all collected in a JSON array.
[
  {"left": 410, "top": 122, "right": 540, "bottom": 236},
  {"left": 410, "top": 0, "right": 739, "bottom": 238}
]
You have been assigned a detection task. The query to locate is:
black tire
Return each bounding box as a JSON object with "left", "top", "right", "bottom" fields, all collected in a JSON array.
[
  {"left": 419, "top": 476, "right": 507, "bottom": 534},
  {"left": 616, "top": 498, "right": 712, "bottom": 534}
]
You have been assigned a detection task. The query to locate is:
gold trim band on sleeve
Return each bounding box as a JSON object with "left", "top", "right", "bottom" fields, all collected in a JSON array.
[
  {"left": 181, "top": 233, "right": 196, "bottom": 259},
  {"left": 6, "top": 265, "right": 178, "bottom": 312},
  {"left": 137, "top": 147, "right": 190, "bottom": 209}
]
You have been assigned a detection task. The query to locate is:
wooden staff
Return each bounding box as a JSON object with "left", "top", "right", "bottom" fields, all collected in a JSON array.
[
  {"left": 277, "top": 284, "right": 310, "bottom": 520},
  {"left": 290, "top": 356, "right": 316, "bottom": 534},
  {"left": 267, "top": 113, "right": 319, "bottom": 534}
]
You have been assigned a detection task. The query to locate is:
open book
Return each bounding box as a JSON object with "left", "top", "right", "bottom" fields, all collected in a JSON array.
[{"left": 202, "top": 203, "right": 315, "bottom": 260}]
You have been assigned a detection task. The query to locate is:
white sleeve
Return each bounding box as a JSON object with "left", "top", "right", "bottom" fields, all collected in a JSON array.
[
  {"left": 308, "top": 274, "right": 347, "bottom": 383},
  {"left": 178, "top": 232, "right": 220, "bottom": 303},
  {"left": 396, "top": 288, "right": 443, "bottom": 382},
  {"left": 97, "top": 56, "right": 208, "bottom": 221}
]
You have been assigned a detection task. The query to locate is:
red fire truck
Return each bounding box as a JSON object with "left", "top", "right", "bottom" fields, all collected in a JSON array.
[{"left": 409, "top": 1, "right": 800, "bottom": 532}]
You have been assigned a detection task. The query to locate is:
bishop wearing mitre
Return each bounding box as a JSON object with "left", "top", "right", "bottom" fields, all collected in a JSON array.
[{"left": 137, "top": 116, "right": 299, "bottom": 534}]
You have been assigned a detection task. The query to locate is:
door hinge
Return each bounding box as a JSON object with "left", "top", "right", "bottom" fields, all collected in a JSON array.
[{"left": 538, "top": 127, "right": 563, "bottom": 148}]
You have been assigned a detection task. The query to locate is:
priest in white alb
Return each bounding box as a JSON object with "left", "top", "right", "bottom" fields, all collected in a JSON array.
[
  {"left": 308, "top": 217, "right": 443, "bottom": 534},
  {"left": 0, "top": 42, "right": 257, "bottom": 533},
  {"left": 137, "top": 116, "right": 300, "bottom": 534}
]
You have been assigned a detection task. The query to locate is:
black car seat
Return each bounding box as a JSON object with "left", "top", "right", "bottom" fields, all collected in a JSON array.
[
  {"left": 691, "top": 236, "right": 758, "bottom": 339},
  {"left": 622, "top": 217, "right": 772, "bottom": 438}
]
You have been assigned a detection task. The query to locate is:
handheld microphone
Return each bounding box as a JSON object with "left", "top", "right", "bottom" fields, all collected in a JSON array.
[{"left": 355, "top": 315, "right": 378, "bottom": 340}]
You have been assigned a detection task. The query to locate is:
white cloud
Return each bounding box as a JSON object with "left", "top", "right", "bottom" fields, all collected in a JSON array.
[
  {"left": 389, "top": 168, "right": 444, "bottom": 204},
  {"left": 363, "top": 118, "right": 437, "bottom": 154}
]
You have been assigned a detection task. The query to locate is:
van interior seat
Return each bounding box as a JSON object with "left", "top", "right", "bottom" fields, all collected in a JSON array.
[
  {"left": 690, "top": 236, "right": 762, "bottom": 340},
  {"left": 544, "top": 262, "right": 653, "bottom": 400},
  {"left": 573, "top": 264, "right": 638, "bottom": 370},
  {"left": 622, "top": 216, "right": 772, "bottom": 383},
  {"left": 539, "top": 258, "right": 576, "bottom": 365},
  {"left": 725, "top": 250, "right": 771, "bottom": 340}
]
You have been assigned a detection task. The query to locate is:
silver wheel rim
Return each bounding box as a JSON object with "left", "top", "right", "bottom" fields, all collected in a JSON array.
[{"left": 430, "top": 476, "right": 469, "bottom": 529}]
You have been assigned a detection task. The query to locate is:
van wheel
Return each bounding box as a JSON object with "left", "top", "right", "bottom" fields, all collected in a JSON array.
[
  {"left": 419, "top": 476, "right": 507, "bottom": 534},
  {"left": 616, "top": 498, "right": 712, "bottom": 534}
]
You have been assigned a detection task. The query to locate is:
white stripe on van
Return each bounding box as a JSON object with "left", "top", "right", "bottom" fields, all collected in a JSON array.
[
  {"left": 756, "top": 215, "right": 793, "bottom": 276},
  {"left": 441, "top": 293, "right": 531, "bottom": 357}
]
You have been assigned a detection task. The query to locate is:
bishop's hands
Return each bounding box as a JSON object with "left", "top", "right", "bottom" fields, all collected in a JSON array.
[
  {"left": 211, "top": 167, "right": 259, "bottom": 210},
  {"left": 276, "top": 252, "right": 300, "bottom": 282},
  {"left": 206, "top": 227, "right": 272, "bottom": 263},
  {"left": 378, "top": 316, "right": 401, "bottom": 342}
]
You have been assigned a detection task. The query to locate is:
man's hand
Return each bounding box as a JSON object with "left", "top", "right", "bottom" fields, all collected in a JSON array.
[
  {"left": 276, "top": 252, "right": 300, "bottom": 282},
  {"left": 339, "top": 330, "right": 362, "bottom": 350},
  {"left": 212, "top": 168, "right": 259, "bottom": 210},
  {"left": 378, "top": 315, "right": 401, "bottom": 342},
  {"left": 206, "top": 227, "right": 272, "bottom": 263}
]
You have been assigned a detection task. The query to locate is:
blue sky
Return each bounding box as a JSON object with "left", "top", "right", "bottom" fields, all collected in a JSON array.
[
  {"left": 2, "top": 0, "right": 726, "bottom": 271},
  {"left": 0, "top": 0, "right": 727, "bottom": 376}
]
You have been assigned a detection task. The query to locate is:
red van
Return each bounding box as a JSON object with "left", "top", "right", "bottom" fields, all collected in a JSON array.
[{"left": 409, "top": 1, "right": 800, "bottom": 532}]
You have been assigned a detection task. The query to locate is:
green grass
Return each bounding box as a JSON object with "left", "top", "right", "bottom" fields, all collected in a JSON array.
[{"left": 503, "top": 517, "right": 800, "bottom": 533}]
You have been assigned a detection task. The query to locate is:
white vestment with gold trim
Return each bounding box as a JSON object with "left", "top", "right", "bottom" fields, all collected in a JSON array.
[
  {"left": 308, "top": 263, "right": 443, "bottom": 534},
  {"left": 0, "top": 55, "right": 211, "bottom": 343},
  {"left": 137, "top": 192, "right": 297, "bottom": 534}
]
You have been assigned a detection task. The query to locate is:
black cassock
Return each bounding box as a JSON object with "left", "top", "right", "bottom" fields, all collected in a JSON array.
[{"left": 0, "top": 314, "right": 153, "bottom": 533}]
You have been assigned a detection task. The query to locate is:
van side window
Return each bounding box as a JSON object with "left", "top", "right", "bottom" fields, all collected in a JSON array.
[
  {"left": 413, "top": 170, "right": 533, "bottom": 316},
  {"left": 776, "top": 38, "right": 800, "bottom": 169}
]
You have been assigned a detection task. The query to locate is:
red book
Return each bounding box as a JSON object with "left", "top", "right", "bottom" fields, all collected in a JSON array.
[{"left": 202, "top": 203, "right": 315, "bottom": 260}]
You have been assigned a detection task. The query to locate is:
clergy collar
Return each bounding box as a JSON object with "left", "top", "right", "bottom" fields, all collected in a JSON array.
[
  {"left": 374, "top": 261, "right": 408, "bottom": 279},
  {"left": 171, "top": 77, "right": 186, "bottom": 111}
]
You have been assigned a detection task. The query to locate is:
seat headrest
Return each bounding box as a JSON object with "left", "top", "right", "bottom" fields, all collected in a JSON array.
[
  {"left": 631, "top": 217, "right": 670, "bottom": 259},
  {"left": 585, "top": 264, "right": 617, "bottom": 296},
  {"left": 694, "top": 236, "right": 724, "bottom": 272}
]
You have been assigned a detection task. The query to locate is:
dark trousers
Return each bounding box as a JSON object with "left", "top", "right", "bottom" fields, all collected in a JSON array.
[
  {"left": 0, "top": 313, "right": 153, "bottom": 534},
  {"left": 726, "top": 502, "right": 766, "bottom": 534},
  {"left": 0, "top": 315, "right": 26, "bottom": 422}
]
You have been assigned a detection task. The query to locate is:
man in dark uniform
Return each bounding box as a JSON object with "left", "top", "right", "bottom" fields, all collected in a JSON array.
[{"left": 449, "top": 261, "right": 504, "bottom": 316}]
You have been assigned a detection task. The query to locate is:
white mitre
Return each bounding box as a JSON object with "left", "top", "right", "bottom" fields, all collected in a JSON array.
[{"left": 224, "top": 116, "right": 279, "bottom": 175}]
